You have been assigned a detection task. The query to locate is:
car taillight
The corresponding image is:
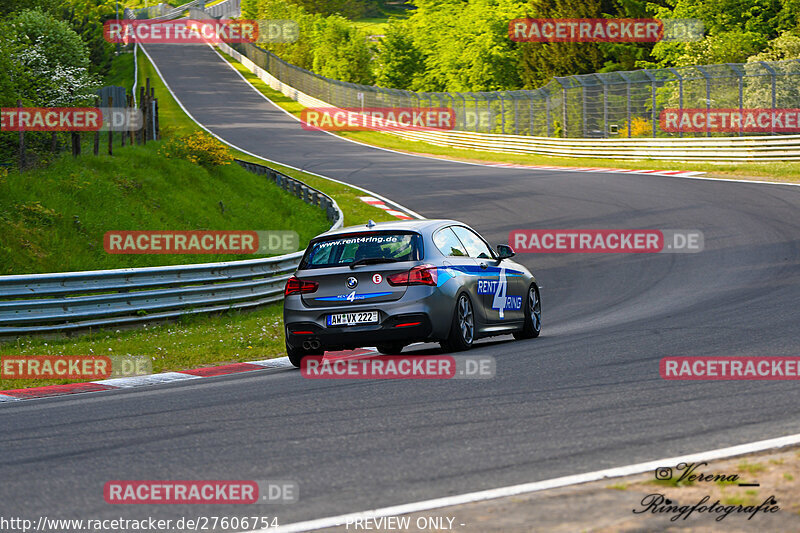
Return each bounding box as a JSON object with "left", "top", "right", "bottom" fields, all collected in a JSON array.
[
  {"left": 285, "top": 276, "right": 318, "bottom": 296},
  {"left": 387, "top": 264, "right": 438, "bottom": 286}
]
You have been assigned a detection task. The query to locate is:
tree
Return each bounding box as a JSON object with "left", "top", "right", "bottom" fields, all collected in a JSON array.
[
  {"left": 311, "top": 15, "right": 374, "bottom": 84},
  {"left": 519, "top": 0, "right": 604, "bottom": 88},
  {"left": 8, "top": 9, "right": 90, "bottom": 71},
  {"left": 374, "top": 23, "right": 425, "bottom": 89}
]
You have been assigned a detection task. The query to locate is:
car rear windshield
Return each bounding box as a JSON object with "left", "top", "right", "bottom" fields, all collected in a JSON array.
[{"left": 301, "top": 232, "right": 422, "bottom": 269}]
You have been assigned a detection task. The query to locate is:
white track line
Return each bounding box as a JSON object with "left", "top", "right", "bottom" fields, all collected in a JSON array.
[
  {"left": 138, "top": 44, "right": 424, "bottom": 221},
  {"left": 255, "top": 433, "right": 800, "bottom": 532},
  {"left": 211, "top": 45, "right": 800, "bottom": 189}
]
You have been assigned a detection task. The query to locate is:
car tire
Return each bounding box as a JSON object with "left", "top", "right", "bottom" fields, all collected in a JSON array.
[
  {"left": 440, "top": 293, "right": 475, "bottom": 352},
  {"left": 286, "top": 342, "right": 310, "bottom": 368},
  {"left": 513, "top": 284, "right": 541, "bottom": 340},
  {"left": 376, "top": 342, "right": 404, "bottom": 355}
]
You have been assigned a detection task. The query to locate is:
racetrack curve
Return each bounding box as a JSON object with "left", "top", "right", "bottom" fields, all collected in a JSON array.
[{"left": 1, "top": 43, "right": 799, "bottom": 528}]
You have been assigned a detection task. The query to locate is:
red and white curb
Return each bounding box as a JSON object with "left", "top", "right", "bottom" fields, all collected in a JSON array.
[
  {"left": 0, "top": 349, "right": 375, "bottom": 402},
  {"left": 359, "top": 196, "right": 414, "bottom": 220},
  {"left": 487, "top": 162, "right": 705, "bottom": 178}
]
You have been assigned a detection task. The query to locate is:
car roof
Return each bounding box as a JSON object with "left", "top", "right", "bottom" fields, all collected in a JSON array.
[{"left": 317, "top": 219, "right": 463, "bottom": 239}]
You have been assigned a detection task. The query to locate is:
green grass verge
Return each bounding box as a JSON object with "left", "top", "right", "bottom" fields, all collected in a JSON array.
[
  {"left": 352, "top": 18, "right": 390, "bottom": 35},
  {"left": 217, "top": 48, "right": 800, "bottom": 184},
  {"left": 0, "top": 306, "right": 286, "bottom": 391},
  {"left": 141, "top": 46, "right": 401, "bottom": 225},
  {"left": 0, "top": 141, "right": 329, "bottom": 274}
]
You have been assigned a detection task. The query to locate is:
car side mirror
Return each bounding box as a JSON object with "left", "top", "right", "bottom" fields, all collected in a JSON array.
[{"left": 496, "top": 244, "right": 515, "bottom": 259}]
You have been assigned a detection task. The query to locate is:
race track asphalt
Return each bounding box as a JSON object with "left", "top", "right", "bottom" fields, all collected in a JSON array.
[{"left": 1, "top": 43, "right": 799, "bottom": 528}]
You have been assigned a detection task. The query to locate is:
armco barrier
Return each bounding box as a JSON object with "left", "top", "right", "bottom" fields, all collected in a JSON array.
[
  {"left": 0, "top": 160, "right": 342, "bottom": 337},
  {"left": 217, "top": 43, "right": 800, "bottom": 161}
]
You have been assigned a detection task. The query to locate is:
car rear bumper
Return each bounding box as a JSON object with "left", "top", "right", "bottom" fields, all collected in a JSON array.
[
  {"left": 285, "top": 313, "right": 433, "bottom": 350},
  {"left": 284, "top": 287, "right": 453, "bottom": 350}
]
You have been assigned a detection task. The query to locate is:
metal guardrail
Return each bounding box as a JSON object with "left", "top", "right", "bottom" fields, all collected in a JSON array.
[
  {"left": 0, "top": 160, "right": 343, "bottom": 336},
  {"left": 205, "top": 0, "right": 240, "bottom": 18},
  {"left": 124, "top": 0, "right": 207, "bottom": 21}
]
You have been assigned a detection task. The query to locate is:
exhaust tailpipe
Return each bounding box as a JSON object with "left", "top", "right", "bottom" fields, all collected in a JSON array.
[{"left": 302, "top": 339, "right": 322, "bottom": 350}]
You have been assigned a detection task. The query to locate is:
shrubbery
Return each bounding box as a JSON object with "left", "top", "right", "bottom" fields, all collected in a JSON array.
[{"left": 159, "top": 132, "right": 234, "bottom": 168}]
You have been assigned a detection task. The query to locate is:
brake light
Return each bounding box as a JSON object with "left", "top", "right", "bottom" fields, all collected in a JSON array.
[
  {"left": 285, "top": 276, "right": 318, "bottom": 296},
  {"left": 387, "top": 264, "right": 438, "bottom": 286}
]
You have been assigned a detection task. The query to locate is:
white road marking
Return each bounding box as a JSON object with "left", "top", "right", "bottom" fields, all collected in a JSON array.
[
  {"left": 254, "top": 433, "right": 800, "bottom": 532},
  {"left": 92, "top": 372, "right": 202, "bottom": 388},
  {"left": 248, "top": 357, "right": 295, "bottom": 368}
]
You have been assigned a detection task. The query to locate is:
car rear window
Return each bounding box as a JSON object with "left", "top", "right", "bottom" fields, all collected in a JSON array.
[{"left": 301, "top": 233, "right": 422, "bottom": 268}]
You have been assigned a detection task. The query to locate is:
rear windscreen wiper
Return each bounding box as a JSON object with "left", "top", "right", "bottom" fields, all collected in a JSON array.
[{"left": 348, "top": 257, "right": 401, "bottom": 269}]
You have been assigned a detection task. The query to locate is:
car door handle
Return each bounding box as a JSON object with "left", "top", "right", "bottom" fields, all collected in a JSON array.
[{"left": 479, "top": 262, "right": 488, "bottom": 269}]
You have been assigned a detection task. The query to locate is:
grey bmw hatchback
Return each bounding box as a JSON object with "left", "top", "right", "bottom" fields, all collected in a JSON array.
[{"left": 283, "top": 219, "right": 541, "bottom": 367}]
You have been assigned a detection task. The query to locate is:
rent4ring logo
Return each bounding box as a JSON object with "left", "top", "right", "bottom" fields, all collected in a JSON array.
[
  {"left": 477, "top": 267, "right": 522, "bottom": 319},
  {"left": 300, "top": 107, "right": 456, "bottom": 132},
  {"left": 509, "top": 230, "right": 703, "bottom": 253},
  {"left": 509, "top": 18, "right": 703, "bottom": 42}
]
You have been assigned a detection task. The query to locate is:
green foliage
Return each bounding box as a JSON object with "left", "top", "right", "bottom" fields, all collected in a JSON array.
[
  {"left": 244, "top": 0, "right": 375, "bottom": 83},
  {"left": 519, "top": 0, "right": 603, "bottom": 88},
  {"left": 375, "top": 0, "right": 528, "bottom": 92},
  {"left": 646, "top": 0, "right": 796, "bottom": 67},
  {"left": 56, "top": 0, "right": 119, "bottom": 76},
  {"left": 310, "top": 15, "right": 374, "bottom": 83},
  {"left": 0, "top": 34, "right": 25, "bottom": 107},
  {"left": 7, "top": 9, "right": 90, "bottom": 70},
  {"left": 284, "top": 0, "right": 378, "bottom": 19},
  {"left": 749, "top": 29, "right": 800, "bottom": 60},
  {"left": 0, "top": 0, "right": 58, "bottom": 17},
  {"left": 374, "top": 23, "right": 425, "bottom": 89}
]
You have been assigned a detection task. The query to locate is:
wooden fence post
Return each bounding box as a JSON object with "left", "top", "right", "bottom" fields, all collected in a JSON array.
[
  {"left": 108, "top": 95, "right": 113, "bottom": 156},
  {"left": 93, "top": 95, "right": 100, "bottom": 155},
  {"left": 128, "top": 93, "right": 135, "bottom": 146}
]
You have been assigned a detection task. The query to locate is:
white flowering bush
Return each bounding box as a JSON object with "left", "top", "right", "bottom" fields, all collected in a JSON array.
[{"left": 14, "top": 38, "right": 99, "bottom": 106}]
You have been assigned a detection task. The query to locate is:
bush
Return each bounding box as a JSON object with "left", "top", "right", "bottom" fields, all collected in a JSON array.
[
  {"left": 620, "top": 117, "right": 652, "bottom": 138},
  {"left": 159, "top": 132, "right": 234, "bottom": 168}
]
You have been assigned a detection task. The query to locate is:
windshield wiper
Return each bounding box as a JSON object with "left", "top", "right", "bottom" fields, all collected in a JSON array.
[{"left": 348, "top": 257, "right": 401, "bottom": 269}]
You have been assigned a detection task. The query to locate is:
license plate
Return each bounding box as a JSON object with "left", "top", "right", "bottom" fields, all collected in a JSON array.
[{"left": 327, "top": 311, "right": 378, "bottom": 326}]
